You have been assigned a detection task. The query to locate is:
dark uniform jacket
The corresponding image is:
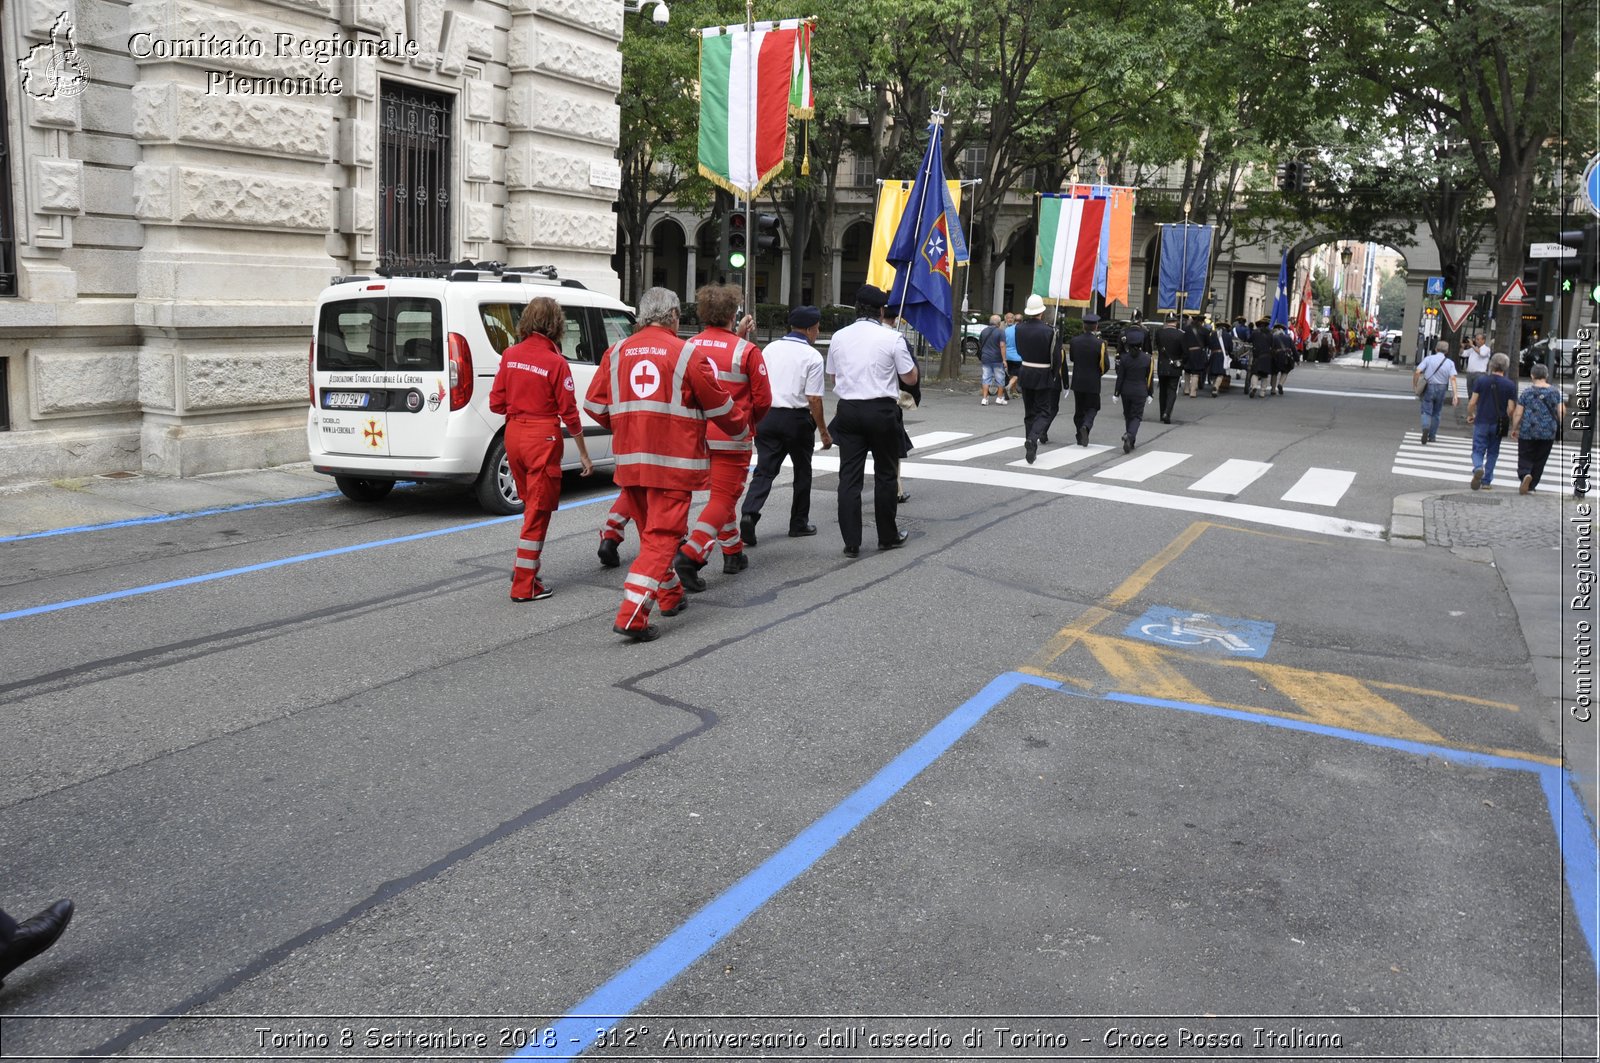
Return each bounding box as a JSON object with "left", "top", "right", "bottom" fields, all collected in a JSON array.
[
  {"left": 1155, "top": 325, "right": 1186, "bottom": 379},
  {"left": 1012, "top": 318, "right": 1062, "bottom": 391},
  {"left": 1181, "top": 323, "right": 1208, "bottom": 374},
  {"left": 1199, "top": 323, "right": 1226, "bottom": 376},
  {"left": 1272, "top": 329, "right": 1296, "bottom": 374},
  {"left": 1067, "top": 332, "right": 1110, "bottom": 394},
  {"left": 1114, "top": 347, "right": 1154, "bottom": 401},
  {"left": 1250, "top": 326, "right": 1275, "bottom": 375}
]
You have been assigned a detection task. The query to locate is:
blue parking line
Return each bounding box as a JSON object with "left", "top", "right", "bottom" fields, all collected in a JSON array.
[
  {"left": 508, "top": 671, "right": 1064, "bottom": 1062},
  {"left": 0, "top": 493, "right": 617, "bottom": 623},
  {"left": 0, "top": 491, "right": 343, "bottom": 544}
]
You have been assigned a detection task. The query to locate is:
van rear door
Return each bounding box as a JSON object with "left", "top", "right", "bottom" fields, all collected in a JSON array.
[{"left": 313, "top": 295, "right": 448, "bottom": 459}]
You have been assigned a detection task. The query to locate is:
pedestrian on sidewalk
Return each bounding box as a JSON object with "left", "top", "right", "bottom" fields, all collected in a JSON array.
[
  {"left": 1466, "top": 353, "right": 1516, "bottom": 490},
  {"left": 1413, "top": 341, "right": 1458, "bottom": 444},
  {"left": 488, "top": 297, "right": 594, "bottom": 602},
  {"left": 977, "top": 314, "right": 1006, "bottom": 405},
  {"left": 1509, "top": 363, "right": 1567, "bottom": 494}
]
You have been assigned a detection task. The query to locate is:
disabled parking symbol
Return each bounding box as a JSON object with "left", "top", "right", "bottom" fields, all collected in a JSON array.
[{"left": 1125, "top": 606, "right": 1275, "bottom": 659}]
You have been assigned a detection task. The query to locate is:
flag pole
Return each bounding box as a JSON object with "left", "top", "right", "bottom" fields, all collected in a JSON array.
[
  {"left": 742, "top": 0, "right": 756, "bottom": 319},
  {"left": 1176, "top": 198, "right": 1191, "bottom": 320}
]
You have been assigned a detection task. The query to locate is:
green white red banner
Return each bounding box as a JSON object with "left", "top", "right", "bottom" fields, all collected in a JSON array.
[{"left": 698, "top": 19, "right": 813, "bottom": 199}]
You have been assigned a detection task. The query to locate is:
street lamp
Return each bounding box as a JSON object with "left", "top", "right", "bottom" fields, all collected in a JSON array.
[
  {"left": 1338, "top": 245, "right": 1354, "bottom": 348},
  {"left": 624, "top": 0, "right": 670, "bottom": 24}
]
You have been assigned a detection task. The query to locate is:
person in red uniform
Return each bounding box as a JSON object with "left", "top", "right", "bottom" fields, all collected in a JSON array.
[
  {"left": 584, "top": 287, "right": 746, "bottom": 642},
  {"left": 488, "top": 297, "right": 593, "bottom": 602},
  {"left": 673, "top": 283, "right": 772, "bottom": 591}
]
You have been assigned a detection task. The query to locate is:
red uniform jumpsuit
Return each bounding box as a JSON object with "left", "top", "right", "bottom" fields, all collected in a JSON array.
[
  {"left": 584, "top": 326, "right": 745, "bottom": 633},
  {"left": 488, "top": 333, "right": 582, "bottom": 600},
  {"left": 680, "top": 327, "right": 772, "bottom": 568}
]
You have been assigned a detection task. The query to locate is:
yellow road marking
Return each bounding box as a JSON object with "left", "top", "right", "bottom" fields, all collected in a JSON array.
[
  {"left": 1252, "top": 665, "right": 1444, "bottom": 743},
  {"left": 1084, "top": 637, "right": 1211, "bottom": 704}
]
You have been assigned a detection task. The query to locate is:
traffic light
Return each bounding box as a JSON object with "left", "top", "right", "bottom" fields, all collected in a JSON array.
[
  {"left": 727, "top": 212, "right": 747, "bottom": 271},
  {"left": 714, "top": 190, "right": 734, "bottom": 278},
  {"left": 1275, "top": 163, "right": 1291, "bottom": 192},
  {"left": 1557, "top": 224, "right": 1598, "bottom": 293},
  {"left": 754, "top": 213, "right": 781, "bottom": 255},
  {"left": 1441, "top": 263, "right": 1458, "bottom": 299},
  {"left": 1275, "top": 161, "right": 1307, "bottom": 192}
]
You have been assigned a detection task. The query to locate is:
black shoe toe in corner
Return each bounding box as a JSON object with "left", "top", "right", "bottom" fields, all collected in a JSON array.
[
  {"left": 842, "top": 545, "right": 860, "bottom": 558},
  {"left": 1024, "top": 439, "right": 1038, "bottom": 464},
  {"left": 597, "top": 539, "right": 621, "bottom": 568},
  {"left": 722, "top": 552, "right": 748, "bottom": 574},
  {"left": 0, "top": 899, "right": 74, "bottom": 983},
  {"left": 672, "top": 550, "right": 707, "bottom": 593},
  {"left": 739, "top": 514, "right": 759, "bottom": 547},
  {"left": 878, "top": 529, "right": 910, "bottom": 550},
  {"left": 788, "top": 523, "right": 817, "bottom": 537}
]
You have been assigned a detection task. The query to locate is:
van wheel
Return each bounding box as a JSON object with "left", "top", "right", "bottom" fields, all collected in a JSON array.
[
  {"left": 474, "top": 437, "right": 524, "bottom": 515},
  {"left": 962, "top": 336, "right": 979, "bottom": 360},
  {"left": 334, "top": 476, "right": 395, "bottom": 503}
]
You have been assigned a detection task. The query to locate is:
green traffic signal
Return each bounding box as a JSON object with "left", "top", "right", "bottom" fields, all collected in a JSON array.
[
  {"left": 729, "top": 251, "right": 746, "bottom": 270},
  {"left": 1564, "top": 278, "right": 1575, "bottom": 293},
  {"left": 1591, "top": 282, "right": 1600, "bottom": 304}
]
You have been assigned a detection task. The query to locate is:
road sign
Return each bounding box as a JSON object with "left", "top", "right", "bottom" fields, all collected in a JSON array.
[
  {"left": 1440, "top": 299, "right": 1477, "bottom": 331},
  {"left": 1584, "top": 154, "right": 1600, "bottom": 216},
  {"left": 1530, "top": 242, "right": 1578, "bottom": 259},
  {"left": 1498, "top": 278, "right": 1530, "bottom": 305},
  {"left": 1425, "top": 276, "right": 1444, "bottom": 296}
]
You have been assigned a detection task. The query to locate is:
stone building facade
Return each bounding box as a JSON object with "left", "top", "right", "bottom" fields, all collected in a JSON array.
[{"left": 1, "top": 0, "right": 624, "bottom": 485}]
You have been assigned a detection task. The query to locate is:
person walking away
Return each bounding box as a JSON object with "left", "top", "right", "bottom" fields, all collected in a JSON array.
[
  {"left": 1361, "top": 332, "right": 1375, "bottom": 368},
  {"left": 1068, "top": 312, "right": 1109, "bottom": 445},
  {"left": 1509, "top": 362, "right": 1566, "bottom": 494},
  {"left": 740, "top": 305, "right": 832, "bottom": 544},
  {"left": 1465, "top": 352, "right": 1516, "bottom": 490},
  {"left": 1412, "top": 341, "right": 1458, "bottom": 444},
  {"left": 1013, "top": 294, "right": 1063, "bottom": 464},
  {"left": 1203, "top": 317, "right": 1228, "bottom": 395},
  {"left": 1154, "top": 315, "right": 1185, "bottom": 422},
  {"left": 488, "top": 297, "right": 593, "bottom": 602},
  {"left": 1181, "top": 314, "right": 1207, "bottom": 397},
  {"left": 1114, "top": 326, "right": 1154, "bottom": 453},
  {"left": 1001, "top": 312, "right": 1022, "bottom": 400},
  {"left": 584, "top": 287, "right": 745, "bottom": 642},
  {"left": 1272, "top": 323, "right": 1295, "bottom": 395},
  {"left": 1249, "top": 319, "right": 1274, "bottom": 398},
  {"left": 673, "top": 284, "right": 772, "bottom": 592},
  {"left": 826, "top": 285, "right": 918, "bottom": 557},
  {"left": 977, "top": 314, "right": 1005, "bottom": 405}
]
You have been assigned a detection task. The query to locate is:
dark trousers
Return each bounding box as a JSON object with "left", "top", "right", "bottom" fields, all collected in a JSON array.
[
  {"left": 1517, "top": 437, "right": 1556, "bottom": 489},
  {"left": 0, "top": 908, "right": 15, "bottom": 941},
  {"left": 1072, "top": 391, "right": 1100, "bottom": 436},
  {"left": 1021, "top": 386, "right": 1056, "bottom": 443},
  {"left": 1157, "top": 376, "right": 1180, "bottom": 422},
  {"left": 1123, "top": 395, "right": 1148, "bottom": 440},
  {"left": 831, "top": 397, "right": 901, "bottom": 549},
  {"left": 741, "top": 407, "right": 817, "bottom": 531}
]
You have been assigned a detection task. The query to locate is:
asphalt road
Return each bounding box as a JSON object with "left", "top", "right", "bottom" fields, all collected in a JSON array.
[{"left": 1, "top": 362, "right": 1594, "bottom": 1062}]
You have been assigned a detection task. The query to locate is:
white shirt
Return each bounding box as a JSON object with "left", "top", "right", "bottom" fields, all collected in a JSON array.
[
  {"left": 762, "top": 333, "right": 825, "bottom": 408},
  {"left": 1466, "top": 343, "right": 1490, "bottom": 373},
  {"left": 826, "top": 318, "right": 915, "bottom": 400}
]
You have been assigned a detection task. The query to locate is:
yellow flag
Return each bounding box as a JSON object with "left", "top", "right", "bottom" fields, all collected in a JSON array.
[{"left": 867, "top": 180, "right": 964, "bottom": 291}]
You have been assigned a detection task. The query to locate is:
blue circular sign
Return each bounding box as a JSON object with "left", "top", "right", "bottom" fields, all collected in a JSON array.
[{"left": 1586, "top": 154, "right": 1600, "bottom": 216}]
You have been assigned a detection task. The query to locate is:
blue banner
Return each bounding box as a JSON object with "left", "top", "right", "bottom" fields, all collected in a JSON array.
[
  {"left": 1156, "top": 224, "right": 1213, "bottom": 313},
  {"left": 888, "top": 121, "right": 968, "bottom": 350},
  {"left": 1270, "top": 250, "right": 1291, "bottom": 327}
]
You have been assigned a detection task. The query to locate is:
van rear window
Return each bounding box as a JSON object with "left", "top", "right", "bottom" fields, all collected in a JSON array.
[{"left": 318, "top": 298, "right": 443, "bottom": 372}]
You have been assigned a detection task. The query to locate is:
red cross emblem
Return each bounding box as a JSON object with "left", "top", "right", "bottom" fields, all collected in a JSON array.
[{"left": 363, "top": 419, "right": 384, "bottom": 449}]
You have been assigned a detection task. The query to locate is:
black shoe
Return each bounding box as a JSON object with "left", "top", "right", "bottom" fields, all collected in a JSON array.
[
  {"left": 672, "top": 550, "right": 707, "bottom": 593},
  {"left": 896, "top": 492, "right": 911, "bottom": 503},
  {"left": 1025, "top": 439, "right": 1038, "bottom": 464},
  {"left": 597, "top": 539, "right": 620, "bottom": 568},
  {"left": 1076, "top": 426, "right": 1087, "bottom": 447},
  {"left": 511, "top": 584, "right": 554, "bottom": 602},
  {"left": 1038, "top": 434, "right": 1049, "bottom": 445},
  {"left": 0, "top": 900, "right": 73, "bottom": 988},
  {"left": 1122, "top": 433, "right": 1134, "bottom": 453},
  {"left": 788, "top": 523, "right": 817, "bottom": 537},
  {"left": 739, "top": 513, "right": 758, "bottom": 547},
  {"left": 842, "top": 545, "right": 860, "bottom": 558},
  {"left": 659, "top": 598, "right": 687, "bottom": 617},
  {"left": 722, "top": 552, "right": 748, "bottom": 574},
  {"left": 613, "top": 623, "right": 660, "bottom": 642},
  {"left": 1161, "top": 415, "right": 1171, "bottom": 424},
  {"left": 878, "top": 528, "right": 910, "bottom": 549}
]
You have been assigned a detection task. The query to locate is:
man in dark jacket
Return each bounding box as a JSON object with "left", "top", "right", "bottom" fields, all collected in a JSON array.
[
  {"left": 1181, "top": 314, "right": 1208, "bottom": 397},
  {"left": 1013, "top": 294, "right": 1063, "bottom": 463},
  {"left": 1114, "top": 327, "right": 1155, "bottom": 452},
  {"left": 1249, "top": 319, "right": 1275, "bottom": 398},
  {"left": 1067, "top": 312, "right": 1110, "bottom": 446},
  {"left": 1271, "top": 324, "right": 1296, "bottom": 395},
  {"left": 1154, "top": 315, "right": 1186, "bottom": 423}
]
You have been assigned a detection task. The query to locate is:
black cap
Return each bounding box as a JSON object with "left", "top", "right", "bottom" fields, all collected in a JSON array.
[
  {"left": 1081, "top": 312, "right": 1100, "bottom": 324},
  {"left": 856, "top": 284, "right": 890, "bottom": 308},
  {"left": 788, "top": 305, "right": 821, "bottom": 329}
]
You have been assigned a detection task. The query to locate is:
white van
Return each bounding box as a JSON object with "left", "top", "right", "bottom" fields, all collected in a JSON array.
[{"left": 306, "top": 265, "right": 634, "bottom": 513}]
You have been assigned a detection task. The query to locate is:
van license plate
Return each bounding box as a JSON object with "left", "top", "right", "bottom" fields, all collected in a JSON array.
[{"left": 325, "top": 392, "right": 369, "bottom": 409}]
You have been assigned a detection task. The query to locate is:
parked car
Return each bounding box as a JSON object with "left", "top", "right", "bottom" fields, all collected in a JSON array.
[
  {"left": 959, "top": 313, "right": 990, "bottom": 359},
  {"left": 1521, "top": 337, "right": 1580, "bottom": 379},
  {"left": 307, "top": 264, "right": 633, "bottom": 514}
]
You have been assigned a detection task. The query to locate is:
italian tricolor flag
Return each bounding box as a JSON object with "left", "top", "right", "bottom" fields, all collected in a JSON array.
[
  {"left": 699, "top": 20, "right": 813, "bottom": 199},
  {"left": 1033, "top": 195, "right": 1107, "bottom": 307}
]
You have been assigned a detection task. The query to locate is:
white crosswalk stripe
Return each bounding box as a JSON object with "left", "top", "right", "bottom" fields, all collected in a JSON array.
[
  {"left": 1281, "top": 467, "right": 1356, "bottom": 507},
  {"left": 1189, "top": 459, "right": 1272, "bottom": 495},
  {"left": 1007, "top": 443, "right": 1115, "bottom": 470},
  {"left": 1391, "top": 431, "right": 1575, "bottom": 492},
  {"left": 928, "top": 436, "right": 1029, "bottom": 461},
  {"left": 1095, "top": 450, "right": 1190, "bottom": 482}
]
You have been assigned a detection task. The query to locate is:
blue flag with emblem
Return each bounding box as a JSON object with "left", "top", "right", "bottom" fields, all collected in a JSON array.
[
  {"left": 1155, "top": 223, "right": 1213, "bottom": 314},
  {"left": 887, "top": 119, "right": 968, "bottom": 351},
  {"left": 1269, "top": 249, "right": 1291, "bottom": 327}
]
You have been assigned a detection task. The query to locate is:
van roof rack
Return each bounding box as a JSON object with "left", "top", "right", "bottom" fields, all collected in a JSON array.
[{"left": 334, "top": 261, "right": 586, "bottom": 288}]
